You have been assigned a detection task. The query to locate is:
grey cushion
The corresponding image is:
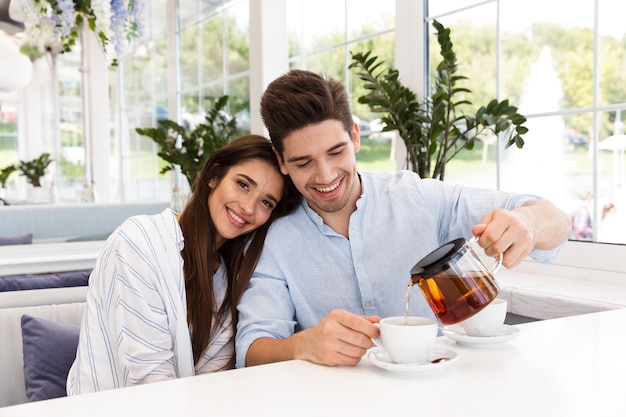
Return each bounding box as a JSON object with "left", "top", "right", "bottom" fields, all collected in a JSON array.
[
  {"left": 21, "top": 315, "right": 80, "bottom": 402},
  {"left": 0, "top": 270, "right": 91, "bottom": 292},
  {"left": 0, "top": 302, "right": 85, "bottom": 407},
  {"left": 0, "top": 233, "right": 33, "bottom": 246}
]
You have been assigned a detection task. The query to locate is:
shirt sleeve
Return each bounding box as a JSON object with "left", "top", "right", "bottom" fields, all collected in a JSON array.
[
  {"left": 235, "top": 251, "right": 297, "bottom": 368},
  {"left": 73, "top": 219, "right": 181, "bottom": 391}
]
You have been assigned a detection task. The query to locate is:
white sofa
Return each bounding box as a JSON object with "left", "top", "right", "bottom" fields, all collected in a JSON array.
[
  {"left": 0, "top": 294, "right": 86, "bottom": 408},
  {"left": 0, "top": 201, "right": 168, "bottom": 243}
]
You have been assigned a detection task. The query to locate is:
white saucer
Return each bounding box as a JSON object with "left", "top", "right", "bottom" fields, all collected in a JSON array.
[
  {"left": 367, "top": 346, "right": 458, "bottom": 376},
  {"left": 441, "top": 324, "right": 521, "bottom": 347}
]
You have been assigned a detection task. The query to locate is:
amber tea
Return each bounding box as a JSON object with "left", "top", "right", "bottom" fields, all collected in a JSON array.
[
  {"left": 409, "top": 236, "right": 502, "bottom": 325},
  {"left": 410, "top": 271, "right": 499, "bottom": 325}
]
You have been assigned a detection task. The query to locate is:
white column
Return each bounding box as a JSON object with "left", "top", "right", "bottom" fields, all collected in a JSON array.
[
  {"left": 81, "top": 28, "right": 111, "bottom": 202},
  {"left": 249, "top": 0, "right": 289, "bottom": 136},
  {"left": 394, "top": 0, "right": 425, "bottom": 171}
]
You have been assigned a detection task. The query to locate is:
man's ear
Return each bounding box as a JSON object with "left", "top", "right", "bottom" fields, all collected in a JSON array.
[
  {"left": 273, "top": 147, "right": 289, "bottom": 175},
  {"left": 351, "top": 121, "right": 361, "bottom": 153}
]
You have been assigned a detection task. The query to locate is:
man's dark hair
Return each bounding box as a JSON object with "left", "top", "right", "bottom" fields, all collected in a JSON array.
[{"left": 260, "top": 70, "right": 354, "bottom": 156}]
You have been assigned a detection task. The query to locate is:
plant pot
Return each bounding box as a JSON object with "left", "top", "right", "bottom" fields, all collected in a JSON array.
[{"left": 27, "top": 185, "right": 50, "bottom": 203}]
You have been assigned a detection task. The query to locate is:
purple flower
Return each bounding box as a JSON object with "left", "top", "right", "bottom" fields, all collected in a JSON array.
[
  {"left": 51, "top": 0, "right": 75, "bottom": 41},
  {"left": 110, "top": 0, "right": 130, "bottom": 56}
]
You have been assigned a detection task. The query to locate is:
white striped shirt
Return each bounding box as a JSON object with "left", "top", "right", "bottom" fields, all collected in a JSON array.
[{"left": 67, "top": 208, "right": 233, "bottom": 395}]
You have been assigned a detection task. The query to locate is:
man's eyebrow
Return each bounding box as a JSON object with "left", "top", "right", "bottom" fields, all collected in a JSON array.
[{"left": 286, "top": 142, "right": 347, "bottom": 164}]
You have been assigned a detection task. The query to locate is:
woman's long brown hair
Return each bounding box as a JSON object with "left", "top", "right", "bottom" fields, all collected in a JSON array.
[{"left": 178, "top": 135, "right": 300, "bottom": 368}]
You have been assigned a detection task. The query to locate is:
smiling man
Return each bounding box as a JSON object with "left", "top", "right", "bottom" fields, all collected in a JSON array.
[{"left": 235, "top": 69, "right": 571, "bottom": 369}]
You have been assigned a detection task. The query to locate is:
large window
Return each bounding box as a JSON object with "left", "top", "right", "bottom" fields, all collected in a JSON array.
[
  {"left": 112, "top": 0, "right": 250, "bottom": 201},
  {"left": 286, "top": 0, "right": 396, "bottom": 173},
  {"left": 427, "top": 0, "right": 626, "bottom": 245},
  {"left": 0, "top": 97, "right": 18, "bottom": 201},
  {"left": 10, "top": 0, "right": 625, "bottom": 250}
]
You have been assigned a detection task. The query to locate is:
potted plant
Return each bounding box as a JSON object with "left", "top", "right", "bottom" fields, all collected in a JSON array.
[
  {"left": 0, "top": 164, "right": 18, "bottom": 189},
  {"left": 19, "top": 153, "right": 53, "bottom": 188},
  {"left": 349, "top": 20, "right": 528, "bottom": 181},
  {"left": 136, "top": 95, "right": 238, "bottom": 188}
]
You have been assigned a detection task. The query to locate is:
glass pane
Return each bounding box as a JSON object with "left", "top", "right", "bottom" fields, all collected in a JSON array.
[
  {"left": 181, "top": 25, "right": 200, "bottom": 93},
  {"left": 225, "top": 1, "right": 249, "bottom": 75},
  {"left": 148, "top": 0, "right": 168, "bottom": 39},
  {"left": 598, "top": 109, "right": 626, "bottom": 244},
  {"left": 201, "top": 16, "right": 225, "bottom": 81},
  {"left": 349, "top": 34, "right": 395, "bottom": 122},
  {"left": 0, "top": 99, "right": 19, "bottom": 201},
  {"left": 228, "top": 76, "right": 250, "bottom": 133},
  {"left": 501, "top": 0, "right": 595, "bottom": 111},
  {"left": 286, "top": 0, "right": 303, "bottom": 57},
  {"left": 57, "top": 49, "right": 84, "bottom": 201},
  {"left": 598, "top": 0, "right": 626, "bottom": 107},
  {"left": 181, "top": 91, "right": 200, "bottom": 130},
  {"left": 201, "top": 84, "right": 225, "bottom": 113},
  {"left": 107, "top": 66, "right": 122, "bottom": 200},
  {"left": 305, "top": 48, "right": 346, "bottom": 81},
  {"left": 500, "top": 114, "right": 570, "bottom": 198},
  {"left": 0, "top": 102, "right": 18, "bottom": 165},
  {"left": 179, "top": 0, "right": 200, "bottom": 25},
  {"left": 429, "top": 0, "right": 479, "bottom": 16},
  {"left": 302, "top": 0, "right": 344, "bottom": 53},
  {"left": 430, "top": 4, "right": 497, "bottom": 112},
  {"left": 346, "top": 0, "right": 394, "bottom": 40}
]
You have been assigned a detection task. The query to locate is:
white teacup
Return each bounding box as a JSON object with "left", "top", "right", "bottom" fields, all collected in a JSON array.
[
  {"left": 375, "top": 316, "right": 438, "bottom": 364},
  {"left": 459, "top": 298, "right": 507, "bottom": 337}
]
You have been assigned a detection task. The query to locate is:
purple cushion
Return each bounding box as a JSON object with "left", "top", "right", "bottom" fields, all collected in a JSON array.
[
  {"left": 21, "top": 315, "right": 80, "bottom": 402},
  {"left": 0, "top": 233, "right": 33, "bottom": 246},
  {"left": 0, "top": 270, "right": 91, "bottom": 292}
]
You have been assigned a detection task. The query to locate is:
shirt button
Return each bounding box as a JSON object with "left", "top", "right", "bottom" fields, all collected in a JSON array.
[
  {"left": 364, "top": 301, "right": 371, "bottom": 308},
  {"left": 355, "top": 262, "right": 361, "bottom": 269}
]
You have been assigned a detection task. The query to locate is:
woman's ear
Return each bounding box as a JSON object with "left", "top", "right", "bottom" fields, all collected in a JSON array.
[{"left": 208, "top": 177, "right": 217, "bottom": 189}]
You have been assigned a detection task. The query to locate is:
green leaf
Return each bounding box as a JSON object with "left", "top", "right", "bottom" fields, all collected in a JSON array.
[{"left": 349, "top": 19, "right": 528, "bottom": 180}]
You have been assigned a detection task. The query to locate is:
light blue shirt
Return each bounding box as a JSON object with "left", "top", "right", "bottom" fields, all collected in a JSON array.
[{"left": 235, "top": 171, "right": 563, "bottom": 367}]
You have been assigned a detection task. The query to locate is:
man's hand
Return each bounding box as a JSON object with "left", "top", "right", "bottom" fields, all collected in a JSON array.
[
  {"left": 245, "top": 310, "right": 380, "bottom": 367},
  {"left": 291, "top": 310, "right": 380, "bottom": 366},
  {"left": 471, "top": 199, "right": 571, "bottom": 268}
]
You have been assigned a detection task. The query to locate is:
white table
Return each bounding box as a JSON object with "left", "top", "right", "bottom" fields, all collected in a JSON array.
[
  {"left": 0, "top": 241, "right": 103, "bottom": 275},
  {"left": 1, "top": 309, "right": 625, "bottom": 417}
]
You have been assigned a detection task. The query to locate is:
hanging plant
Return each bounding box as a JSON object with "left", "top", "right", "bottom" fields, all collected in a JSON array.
[{"left": 16, "top": 0, "right": 146, "bottom": 63}]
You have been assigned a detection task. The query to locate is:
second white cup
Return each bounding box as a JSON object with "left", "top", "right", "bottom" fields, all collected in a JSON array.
[
  {"left": 376, "top": 316, "right": 438, "bottom": 364},
  {"left": 459, "top": 298, "right": 508, "bottom": 337}
]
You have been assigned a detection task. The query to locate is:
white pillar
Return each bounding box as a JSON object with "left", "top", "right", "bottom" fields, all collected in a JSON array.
[
  {"left": 394, "top": 0, "right": 425, "bottom": 171},
  {"left": 81, "top": 28, "right": 111, "bottom": 202},
  {"left": 249, "top": 0, "right": 289, "bottom": 136}
]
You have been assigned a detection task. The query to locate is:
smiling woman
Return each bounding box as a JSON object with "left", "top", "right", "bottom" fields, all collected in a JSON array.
[{"left": 66, "top": 135, "right": 301, "bottom": 395}]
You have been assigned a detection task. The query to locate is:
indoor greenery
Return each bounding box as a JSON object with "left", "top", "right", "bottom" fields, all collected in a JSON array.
[
  {"left": 135, "top": 95, "right": 238, "bottom": 187},
  {"left": 19, "top": 0, "right": 145, "bottom": 63},
  {"left": 349, "top": 19, "right": 528, "bottom": 181},
  {"left": 0, "top": 164, "right": 18, "bottom": 188},
  {"left": 19, "top": 152, "right": 53, "bottom": 187}
]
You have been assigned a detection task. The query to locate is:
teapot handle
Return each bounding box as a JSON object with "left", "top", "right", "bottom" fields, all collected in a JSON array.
[{"left": 467, "top": 235, "right": 503, "bottom": 275}]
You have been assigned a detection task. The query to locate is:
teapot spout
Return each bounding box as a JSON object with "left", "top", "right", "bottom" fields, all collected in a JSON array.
[{"left": 409, "top": 275, "right": 421, "bottom": 286}]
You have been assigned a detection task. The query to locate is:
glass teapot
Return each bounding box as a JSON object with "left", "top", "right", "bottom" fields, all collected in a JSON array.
[{"left": 409, "top": 236, "right": 502, "bottom": 325}]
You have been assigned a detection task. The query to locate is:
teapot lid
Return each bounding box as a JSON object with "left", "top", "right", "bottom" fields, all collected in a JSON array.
[{"left": 410, "top": 237, "right": 467, "bottom": 279}]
